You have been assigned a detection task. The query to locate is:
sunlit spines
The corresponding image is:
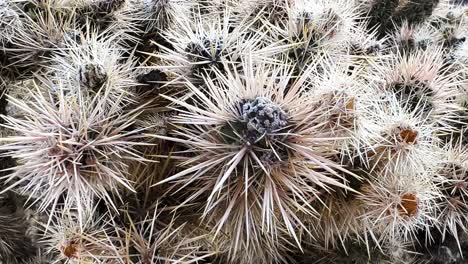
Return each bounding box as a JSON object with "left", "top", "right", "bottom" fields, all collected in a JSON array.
[
  {"left": 0, "top": 0, "right": 22, "bottom": 46},
  {"left": 153, "top": 60, "right": 363, "bottom": 259},
  {"left": 452, "top": 39, "right": 468, "bottom": 104},
  {"left": 74, "top": 0, "right": 142, "bottom": 45},
  {"left": 46, "top": 32, "right": 137, "bottom": 102},
  {"left": 278, "top": 0, "right": 365, "bottom": 69},
  {"left": 388, "top": 21, "right": 442, "bottom": 53},
  {"left": 347, "top": 28, "right": 387, "bottom": 58},
  {"left": 308, "top": 184, "right": 369, "bottom": 253},
  {"left": 0, "top": 0, "right": 467, "bottom": 262},
  {"left": 430, "top": 0, "right": 468, "bottom": 34},
  {"left": 233, "top": 0, "right": 291, "bottom": 30},
  {"left": 305, "top": 61, "right": 378, "bottom": 165},
  {"left": 0, "top": 78, "right": 149, "bottom": 221},
  {"left": 364, "top": 94, "right": 442, "bottom": 174},
  {"left": 111, "top": 205, "right": 213, "bottom": 264},
  {"left": 368, "top": 47, "right": 463, "bottom": 131},
  {"left": 131, "top": 0, "right": 191, "bottom": 33},
  {"left": 433, "top": 140, "right": 468, "bottom": 252},
  {"left": 39, "top": 208, "right": 123, "bottom": 262},
  {"left": 357, "top": 171, "right": 441, "bottom": 247},
  {"left": 427, "top": 3, "right": 468, "bottom": 54},
  {"left": 151, "top": 10, "right": 284, "bottom": 84},
  {"left": 2, "top": 1, "right": 75, "bottom": 72}
]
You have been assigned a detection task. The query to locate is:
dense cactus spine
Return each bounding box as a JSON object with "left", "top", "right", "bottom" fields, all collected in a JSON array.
[{"left": 0, "top": 0, "right": 467, "bottom": 263}]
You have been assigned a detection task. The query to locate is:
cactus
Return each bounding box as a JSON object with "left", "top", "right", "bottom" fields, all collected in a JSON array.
[{"left": 0, "top": 0, "right": 467, "bottom": 263}]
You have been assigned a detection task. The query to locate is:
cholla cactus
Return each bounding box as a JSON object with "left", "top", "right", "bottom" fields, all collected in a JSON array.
[
  {"left": 152, "top": 10, "right": 284, "bottom": 83},
  {"left": 1, "top": 0, "right": 468, "bottom": 263},
  {"left": 435, "top": 140, "right": 468, "bottom": 249},
  {"left": 75, "top": 0, "right": 141, "bottom": 44},
  {"left": 47, "top": 33, "right": 137, "bottom": 101},
  {"left": 305, "top": 61, "right": 377, "bottom": 163},
  {"left": 357, "top": 171, "right": 441, "bottom": 247},
  {"left": 39, "top": 208, "right": 122, "bottom": 262},
  {"left": 3, "top": 2, "right": 74, "bottom": 71},
  {"left": 389, "top": 21, "right": 441, "bottom": 52},
  {"left": 309, "top": 181, "right": 369, "bottom": 251},
  {"left": 133, "top": 0, "right": 191, "bottom": 32},
  {"left": 371, "top": 48, "right": 461, "bottom": 126},
  {"left": 364, "top": 95, "right": 441, "bottom": 174},
  {"left": 154, "top": 61, "right": 359, "bottom": 261},
  {"left": 0, "top": 79, "right": 147, "bottom": 219},
  {"left": 391, "top": 0, "right": 440, "bottom": 27},
  {"left": 234, "top": 0, "right": 290, "bottom": 27},
  {"left": 111, "top": 207, "right": 213, "bottom": 264},
  {"left": 276, "top": 0, "right": 364, "bottom": 68}
]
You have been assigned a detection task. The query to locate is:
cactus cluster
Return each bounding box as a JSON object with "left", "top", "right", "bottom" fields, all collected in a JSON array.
[{"left": 0, "top": 0, "right": 467, "bottom": 263}]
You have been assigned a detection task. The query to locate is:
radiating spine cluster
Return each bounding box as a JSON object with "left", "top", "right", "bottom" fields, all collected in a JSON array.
[{"left": 0, "top": 0, "right": 467, "bottom": 263}]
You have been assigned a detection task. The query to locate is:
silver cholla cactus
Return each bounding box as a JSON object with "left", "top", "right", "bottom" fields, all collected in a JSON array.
[{"left": 0, "top": 0, "right": 468, "bottom": 263}]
